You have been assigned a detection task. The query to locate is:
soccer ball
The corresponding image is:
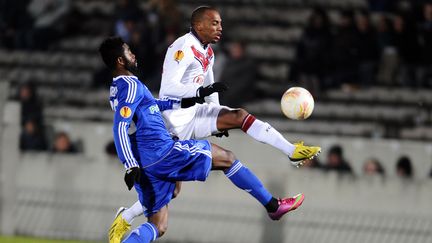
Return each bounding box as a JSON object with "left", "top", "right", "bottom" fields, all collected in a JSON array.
[{"left": 281, "top": 87, "right": 314, "bottom": 120}]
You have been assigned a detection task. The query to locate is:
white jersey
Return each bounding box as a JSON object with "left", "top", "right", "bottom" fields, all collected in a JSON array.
[{"left": 159, "top": 32, "right": 220, "bottom": 128}]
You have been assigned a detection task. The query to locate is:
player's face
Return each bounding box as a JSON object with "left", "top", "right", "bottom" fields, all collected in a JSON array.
[
  {"left": 122, "top": 44, "right": 138, "bottom": 72},
  {"left": 199, "top": 10, "right": 222, "bottom": 44}
]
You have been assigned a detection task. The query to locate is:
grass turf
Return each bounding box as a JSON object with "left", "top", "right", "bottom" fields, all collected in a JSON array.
[{"left": 0, "top": 236, "right": 102, "bottom": 243}]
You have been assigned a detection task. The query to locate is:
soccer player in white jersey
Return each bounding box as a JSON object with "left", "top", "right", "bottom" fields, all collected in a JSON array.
[
  {"left": 109, "top": 6, "right": 321, "bottom": 243},
  {"left": 158, "top": 6, "right": 320, "bottom": 163}
]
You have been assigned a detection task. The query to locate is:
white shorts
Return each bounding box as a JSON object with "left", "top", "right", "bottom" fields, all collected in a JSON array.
[{"left": 162, "top": 103, "right": 230, "bottom": 140}]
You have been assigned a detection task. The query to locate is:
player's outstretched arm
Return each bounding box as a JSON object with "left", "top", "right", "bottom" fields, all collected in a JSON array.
[
  {"left": 156, "top": 83, "right": 228, "bottom": 111},
  {"left": 155, "top": 97, "right": 206, "bottom": 110}
]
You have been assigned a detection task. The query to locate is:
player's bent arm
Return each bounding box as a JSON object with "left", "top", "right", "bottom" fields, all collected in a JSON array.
[
  {"left": 113, "top": 116, "right": 141, "bottom": 190},
  {"left": 112, "top": 112, "right": 139, "bottom": 169},
  {"left": 112, "top": 81, "right": 142, "bottom": 169},
  {"left": 203, "top": 68, "right": 220, "bottom": 105},
  {"left": 112, "top": 81, "right": 143, "bottom": 190},
  {"left": 160, "top": 77, "right": 202, "bottom": 98},
  {"left": 160, "top": 46, "right": 201, "bottom": 98},
  {"left": 205, "top": 92, "right": 220, "bottom": 105}
]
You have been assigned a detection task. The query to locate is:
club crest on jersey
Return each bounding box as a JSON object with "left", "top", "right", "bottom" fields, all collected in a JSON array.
[
  {"left": 193, "top": 75, "right": 204, "bottom": 85},
  {"left": 120, "top": 106, "right": 132, "bottom": 118},
  {"left": 191, "top": 45, "right": 213, "bottom": 72},
  {"left": 174, "top": 50, "right": 184, "bottom": 63}
]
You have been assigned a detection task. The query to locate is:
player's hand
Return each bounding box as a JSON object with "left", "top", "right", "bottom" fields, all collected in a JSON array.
[
  {"left": 124, "top": 166, "right": 141, "bottom": 191},
  {"left": 180, "top": 97, "right": 205, "bottom": 108},
  {"left": 196, "top": 82, "right": 228, "bottom": 98},
  {"left": 214, "top": 130, "right": 229, "bottom": 138}
]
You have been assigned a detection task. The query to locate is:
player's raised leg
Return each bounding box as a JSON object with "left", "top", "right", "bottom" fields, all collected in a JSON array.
[
  {"left": 211, "top": 143, "right": 304, "bottom": 220},
  {"left": 217, "top": 108, "right": 321, "bottom": 167}
]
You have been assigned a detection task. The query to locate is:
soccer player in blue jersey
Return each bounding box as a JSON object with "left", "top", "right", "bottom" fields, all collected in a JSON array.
[{"left": 99, "top": 36, "right": 305, "bottom": 243}]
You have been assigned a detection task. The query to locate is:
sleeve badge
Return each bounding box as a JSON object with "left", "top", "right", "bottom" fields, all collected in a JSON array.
[
  {"left": 119, "top": 106, "right": 132, "bottom": 118},
  {"left": 174, "top": 50, "right": 184, "bottom": 63}
]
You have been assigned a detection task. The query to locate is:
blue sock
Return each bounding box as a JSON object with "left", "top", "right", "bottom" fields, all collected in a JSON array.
[
  {"left": 225, "top": 160, "right": 273, "bottom": 205},
  {"left": 122, "top": 222, "right": 158, "bottom": 243}
]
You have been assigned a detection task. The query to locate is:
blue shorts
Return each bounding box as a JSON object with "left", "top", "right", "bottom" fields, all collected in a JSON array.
[{"left": 133, "top": 139, "right": 212, "bottom": 216}]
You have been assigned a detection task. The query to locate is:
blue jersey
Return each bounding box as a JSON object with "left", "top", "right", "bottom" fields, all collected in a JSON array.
[{"left": 110, "top": 75, "right": 176, "bottom": 169}]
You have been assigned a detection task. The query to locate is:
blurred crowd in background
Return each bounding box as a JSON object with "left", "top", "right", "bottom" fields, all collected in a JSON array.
[
  {"left": 302, "top": 145, "right": 422, "bottom": 179},
  {"left": 0, "top": 0, "right": 184, "bottom": 90},
  {"left": 291, "top": 1, "right": 432, "bottom": 95},
  {"left": 1, "top": 0, "right": 432, "bottom": 179},
  {"left": 2, "top": 0, "right": 432, "bottom": 92}
]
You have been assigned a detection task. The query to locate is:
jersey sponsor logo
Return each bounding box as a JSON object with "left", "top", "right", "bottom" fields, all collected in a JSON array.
[
  {"left": 191, "top": 45, "right": 213, "bottom": 72},
  {"left": 110, "top": 98, "right": 119, "bottom": 111},
  {"left": 174, "top": 50, "right": 184, "bottom": 63},
  {"left": 110, "top": 86, "right": 118, "bottom": 97},
  {"left": 149, "top": 104, "right": 160, "bottom": 114},
  {"left": 120, "top": 106, "right": 132, "bottom": 118},
  {"left": 193, "top": 74, "right": 204, "bottom": 85}
]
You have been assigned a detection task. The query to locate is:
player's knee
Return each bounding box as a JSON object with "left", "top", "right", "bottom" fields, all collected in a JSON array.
[
  {"left": 234, "top": 108, "right": 249, "bottom": 124},
  {"left": 226, "top": 150, "right": 236, "bottom": 162},
  {"left": 223, "top": 150, "right": 237, "bottom": 168},
  {"left": 211, "top": 145, "right": 238, "bottom": 170}
]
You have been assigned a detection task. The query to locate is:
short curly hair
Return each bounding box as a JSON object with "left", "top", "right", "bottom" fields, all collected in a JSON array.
[{"left": 99, "top": 36, "right": 125, "bottom": 70}]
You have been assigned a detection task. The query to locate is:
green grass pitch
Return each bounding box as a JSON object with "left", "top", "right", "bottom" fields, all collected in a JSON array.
[{"left": 0, "top": 236, "right": 102, "bottom": 243}]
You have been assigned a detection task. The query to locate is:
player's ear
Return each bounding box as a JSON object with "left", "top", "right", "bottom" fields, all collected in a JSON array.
[
  {"left": 195, "top": 22, "right": 203, "bottom": 31},
  {"left": 117, "top": 56, "right": 125, "bottom": 66}
]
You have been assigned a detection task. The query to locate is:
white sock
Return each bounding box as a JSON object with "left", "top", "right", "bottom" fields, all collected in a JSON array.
[
  {"left": 242, "top": 115, "right": 295, "bottom": 156},
  {"left": 122, "top": 201, "right": 144, "bottom": 223}
]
